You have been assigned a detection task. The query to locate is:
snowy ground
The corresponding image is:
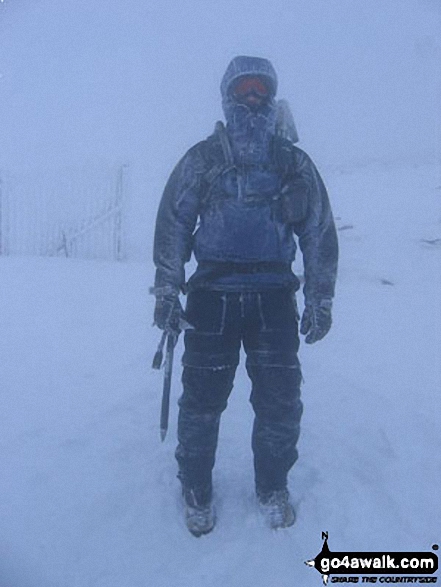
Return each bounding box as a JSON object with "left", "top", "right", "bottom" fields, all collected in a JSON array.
[{"left": 0, "top": 163, "right": 440, "bottom": 587}]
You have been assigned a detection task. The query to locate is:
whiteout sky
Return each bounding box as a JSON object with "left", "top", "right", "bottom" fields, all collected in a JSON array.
[
  {"left": 0, "top": 0, "right": 439, "bottom": 174},
  {"left": 0, "top": 0, "right": 440, "bottom": 260}
]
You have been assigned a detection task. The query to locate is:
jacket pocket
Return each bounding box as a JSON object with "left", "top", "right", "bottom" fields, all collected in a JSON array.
[
  {"left": 257, "top": 289, "right": 299, "bottom": 332},
  {"left": 280, "top": 177, "right": 309, "bottom": 224},
  {"left": 185, "top": 290, "right": 227, "bottom": 335}
]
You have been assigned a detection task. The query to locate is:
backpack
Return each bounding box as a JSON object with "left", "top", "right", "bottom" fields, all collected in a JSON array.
[
  {"left": 201, "top": 101, "right": 307, "bottom": 225},
  {"left": 201, "top": 100, "right": 300, "bottom": 206}
]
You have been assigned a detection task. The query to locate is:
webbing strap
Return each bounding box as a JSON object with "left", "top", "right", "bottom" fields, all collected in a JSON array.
[
  {"left": 214, "top": 121, "right": 234, "bottom": 167},
  {"left": 212, "top": 120, "right": 293, "bottom": 176},
  {"left": 201, "top": 122, "right": 295, "bottom": 209}
]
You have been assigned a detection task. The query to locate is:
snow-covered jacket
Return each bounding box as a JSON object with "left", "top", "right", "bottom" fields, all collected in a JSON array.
[{"left": 153, "top": 56, "right": 338, "bottom": 303}]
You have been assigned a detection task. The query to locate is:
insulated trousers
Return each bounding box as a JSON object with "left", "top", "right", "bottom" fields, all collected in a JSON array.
[{"left": 176, "top": 288, "right": 303, "bottom": 504}]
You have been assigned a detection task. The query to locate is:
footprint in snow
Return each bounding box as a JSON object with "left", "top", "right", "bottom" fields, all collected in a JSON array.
[{"left": 420, "top": 238, "right": 441, "bottom": 248}]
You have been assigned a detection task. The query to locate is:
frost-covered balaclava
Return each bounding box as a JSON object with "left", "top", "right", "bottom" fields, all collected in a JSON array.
[{"left": 221, "top": 55, "right": 278, "bottom": 165}]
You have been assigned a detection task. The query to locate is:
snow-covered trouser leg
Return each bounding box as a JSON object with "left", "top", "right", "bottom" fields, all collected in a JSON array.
[
  {"left": 247, "top": 364, "right": 302, "bottom": 494},
  {"left": 176, "top": 288, "right": 301, "bottom": 500},
  {"left": 176, "top": 365, "right": 237, "bottom": 502},
  {"left": 176, "top": 290, "right": 241, "bottom": 504},
  {"left": 243, "top": 290, "right": 303, "bottom": 495}
]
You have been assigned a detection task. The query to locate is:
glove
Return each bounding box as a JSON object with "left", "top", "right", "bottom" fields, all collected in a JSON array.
[
  {"left": 300, "top": 299, "right": 332, "bottom": 344},
  {"left": 153, "top": 286, "right": 184, "bottom": 336}
]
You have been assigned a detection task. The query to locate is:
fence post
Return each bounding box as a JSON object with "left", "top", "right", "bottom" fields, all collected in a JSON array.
[
  {"left": 115, "top": 163, "right": 128, "bottom": 261},
  {"left": 0, "top": 171, "right": 2, "bottom": 256},
  {"left": 1, "top": 164, "right": 126, "bottom": 260},
  {"left": 0, "top": 170, "right": 9, "bottom": 256}
]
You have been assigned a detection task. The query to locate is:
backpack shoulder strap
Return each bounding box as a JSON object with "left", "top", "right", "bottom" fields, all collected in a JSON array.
[
  {"left": 214, "top": 121, "right": 234, "bottom": 166},
  {"left": 201, "top": 121, "right": 234, "bottom": 187},
  {"left": 201, "top": 122, "right": 297, "bottom": 206},
  {"left": 272, "top": 135, "right": 298, "bottom": 178}
]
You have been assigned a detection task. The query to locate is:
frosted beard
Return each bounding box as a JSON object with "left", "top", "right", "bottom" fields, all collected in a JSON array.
[{"left": 222, "top": 97, "right": 277, "bottom": 167}]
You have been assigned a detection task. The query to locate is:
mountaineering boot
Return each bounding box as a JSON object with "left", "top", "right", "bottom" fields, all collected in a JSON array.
[
  {"left": 182, "top": 487, "right": 216, "bottom": 537},
  {"left": 257, "top": 488, "right": 296, "bottom": 529}
]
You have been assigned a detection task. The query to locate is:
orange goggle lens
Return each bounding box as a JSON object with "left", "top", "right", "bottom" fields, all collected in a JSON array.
[{"left": 232, "top": 76, "right": 270, "bottom": 98}]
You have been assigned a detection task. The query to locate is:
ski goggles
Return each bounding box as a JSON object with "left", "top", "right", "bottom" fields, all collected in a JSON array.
[{"left": 231, "top": 76, "right": 271, "bottom": 98}]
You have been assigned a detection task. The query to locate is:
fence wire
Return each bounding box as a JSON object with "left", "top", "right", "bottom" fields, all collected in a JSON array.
[{"left": 0, "top": 163, "right": 128, "bottom": 261}]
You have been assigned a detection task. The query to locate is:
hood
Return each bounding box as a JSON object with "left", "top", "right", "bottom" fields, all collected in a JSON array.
[
  {"left": 220, "top": 56, "right": 278, "bottom": 165},
  {"left": 220, "top": 55, "right": 278, "bottom": 102}
]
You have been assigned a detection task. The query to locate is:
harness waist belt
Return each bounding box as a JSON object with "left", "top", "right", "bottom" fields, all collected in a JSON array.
[{"left": 198, "top": 261, "right": 292, "bottom": 275}]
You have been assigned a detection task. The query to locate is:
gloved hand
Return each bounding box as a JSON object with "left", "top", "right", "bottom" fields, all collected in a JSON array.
[
  {"left": 300, "top": 299, "right": 333, "bottom": 344},
  {"left": 153, "top": 286, "right": 184, "bottom": 336}
]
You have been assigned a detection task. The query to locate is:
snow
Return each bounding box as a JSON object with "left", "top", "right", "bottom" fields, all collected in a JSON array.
[
  {"left": 1, "top": 0, "right": 439, "bottom": 583},
  {"left": 0, "top": 162, "right": 439, "bottom": 587}
]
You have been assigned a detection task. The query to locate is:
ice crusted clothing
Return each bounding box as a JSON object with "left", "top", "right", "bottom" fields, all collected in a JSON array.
[
  {"left": 153, "top": 55, "right": 339, "bottom": 532},
  {"left": 153, "top": 55, "right": 337, "bottom": 301},
  {"left": 153, "top": 134, "right": 338, "bottom": 302}
]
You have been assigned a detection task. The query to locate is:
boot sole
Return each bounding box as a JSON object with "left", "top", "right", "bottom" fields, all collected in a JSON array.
[
  {"left": 185, "top": 507, "right": 216, "bottom": 537},
  {"left": 258, "top": 498, "right": 296, "bottom": 529},
  {"left": 188, "top": 522, "right": 216, "bottom": 537}
]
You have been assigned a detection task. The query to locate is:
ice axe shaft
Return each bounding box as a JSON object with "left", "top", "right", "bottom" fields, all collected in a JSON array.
[{"left": 160, "top": 333, "right": 176, "bottom": 441}]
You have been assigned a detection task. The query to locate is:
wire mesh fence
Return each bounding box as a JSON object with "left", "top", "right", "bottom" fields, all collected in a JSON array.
[{"left": 0, "top": 163, "right": 128, "bottom": 261}]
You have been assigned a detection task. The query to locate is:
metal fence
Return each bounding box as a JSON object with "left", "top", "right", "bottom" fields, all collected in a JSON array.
[{"left": 0, "top": 163, "right": 128, "bottom": 261}]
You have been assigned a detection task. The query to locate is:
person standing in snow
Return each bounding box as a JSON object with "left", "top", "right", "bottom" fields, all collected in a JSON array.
[{"left": 152, "top": 55, "right": 338, "bottom": 536}]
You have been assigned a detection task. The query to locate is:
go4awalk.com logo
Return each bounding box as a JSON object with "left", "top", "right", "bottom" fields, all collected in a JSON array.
[{"left": 305, "top": 533, "right": 439, "bottom": 585}]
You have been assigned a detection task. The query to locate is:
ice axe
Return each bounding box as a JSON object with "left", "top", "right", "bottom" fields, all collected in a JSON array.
[
  {"left": 152, "top": 331, "right": 177, "bottom": 441},
  {"left": 151, "top": 316, "right": 193, "bottom": 441}
]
